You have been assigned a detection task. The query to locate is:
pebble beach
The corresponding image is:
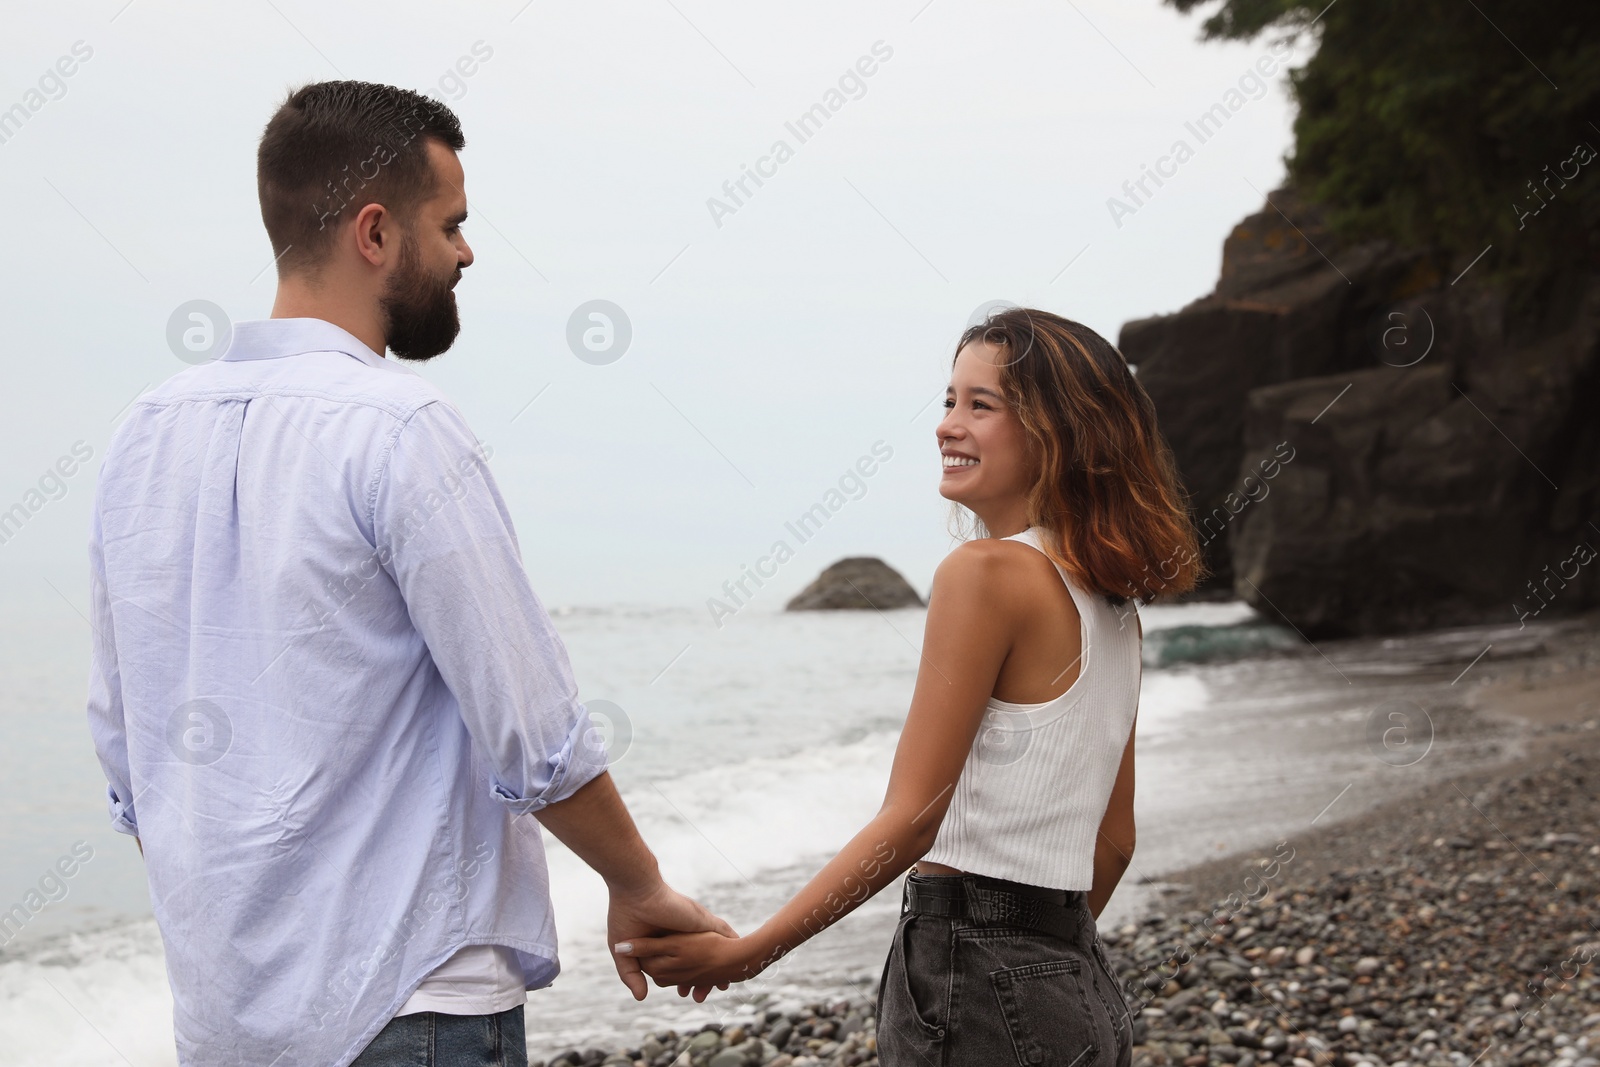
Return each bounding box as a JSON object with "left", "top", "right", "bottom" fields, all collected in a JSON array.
[{"left": 530, "top": 611, "right": 1600, "bottom": 1067}]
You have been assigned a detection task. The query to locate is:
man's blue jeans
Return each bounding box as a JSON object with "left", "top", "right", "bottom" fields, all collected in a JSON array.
[{"left": 351, "top": 1007, "right": 527, "bottom": 1067}]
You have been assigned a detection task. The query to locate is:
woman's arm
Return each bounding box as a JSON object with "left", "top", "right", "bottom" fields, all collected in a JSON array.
[
  {"left": 618, "top": 542, "right": 1020, "bottom": 992},
  {"left": 1088, "top": 709, "right": 1136, "bottom": 918}
]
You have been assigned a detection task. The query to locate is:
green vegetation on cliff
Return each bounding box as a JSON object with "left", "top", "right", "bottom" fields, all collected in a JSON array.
[{"left": 1168, "top": 0, "right": 1600, "bottom": 295}]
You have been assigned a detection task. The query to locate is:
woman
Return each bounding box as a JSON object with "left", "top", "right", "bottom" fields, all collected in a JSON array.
[{"left": 616, "top": 308, "right": 1203, "bottom": 1065}]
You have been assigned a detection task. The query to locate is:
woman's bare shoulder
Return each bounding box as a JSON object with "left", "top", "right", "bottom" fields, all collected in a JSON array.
[{"left": 932, "top": 538, "right": 1066, "bottom": 605}]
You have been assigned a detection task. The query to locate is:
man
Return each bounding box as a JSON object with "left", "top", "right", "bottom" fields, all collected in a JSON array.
[{"left": 86, "top": 81, "right": 726, "bottom": 1067}]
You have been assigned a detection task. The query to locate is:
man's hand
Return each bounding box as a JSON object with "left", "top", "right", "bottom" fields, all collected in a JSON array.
[{"left": 607, "top": 880, "right": 736, "bottom": 1000}]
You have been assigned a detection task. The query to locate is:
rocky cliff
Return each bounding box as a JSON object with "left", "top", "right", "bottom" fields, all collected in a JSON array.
[{"left": 1121, "top": 189, "right": 1600, "bottom": 636}]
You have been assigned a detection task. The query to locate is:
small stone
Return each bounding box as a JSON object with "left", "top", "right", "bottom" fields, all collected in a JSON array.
[
  {"left": 1166, "top": 988, "right": 1204, "bottom": 1012},
  {"left": 1228, "top": 1029, "right": 1262, "bottom": 1050},
  {"left": 1338, "top": 1016, "right": 1360, "bottom": 1033},
  {"left": 688, "top": 1030, "right": 723, "bottom": 1054},
  {"left": 1294, "top": 947, "right": 1317, "bottom": 966},
  {"left": 1354, "top": 957, "right": 1381, "bottom": 976}
]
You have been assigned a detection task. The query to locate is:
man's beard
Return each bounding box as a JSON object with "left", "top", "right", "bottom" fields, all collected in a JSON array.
[{"left": 380, "top": 234, "right": 461, "bottom": 362}]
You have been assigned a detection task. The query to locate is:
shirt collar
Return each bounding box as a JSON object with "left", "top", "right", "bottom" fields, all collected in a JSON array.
[{"left": 221, "top": 318, "right": 393, "bottom": 370}]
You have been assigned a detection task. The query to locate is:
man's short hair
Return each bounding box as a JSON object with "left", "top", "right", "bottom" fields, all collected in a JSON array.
[{"left": 257, "top": 81, "right": 465, "bottom": 276}]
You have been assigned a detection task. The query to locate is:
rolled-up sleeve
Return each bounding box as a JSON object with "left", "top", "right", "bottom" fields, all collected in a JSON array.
[
  {"left": 87, "top": 496, "right": 139, "bottom": 837},
  {"left": 372, "top": 401, "right": 609, "bottom": 815}
]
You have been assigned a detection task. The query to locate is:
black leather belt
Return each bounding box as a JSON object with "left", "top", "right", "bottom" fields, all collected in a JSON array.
[{"left": 903, "top": 872, "right": 1090, "bottom": 944}]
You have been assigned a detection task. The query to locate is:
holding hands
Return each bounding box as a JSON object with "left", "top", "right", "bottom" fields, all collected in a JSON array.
[
  {"left": 606, "top": 880, "right": 740, "bottom": 1000},
  {"left": 616, "top": 929, "right": 771, "bottom": 1001},
  {"left": 615, "top": 824, "right": 929, "bottom": 1000}
]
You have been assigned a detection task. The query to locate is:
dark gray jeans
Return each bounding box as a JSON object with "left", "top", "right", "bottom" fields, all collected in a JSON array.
[
  {"left": 351, "top": 1006, "right": 527, "bottom": 1067},
  {"left": 877, "top": 873, "right": 1134, "bottom": 1067}
]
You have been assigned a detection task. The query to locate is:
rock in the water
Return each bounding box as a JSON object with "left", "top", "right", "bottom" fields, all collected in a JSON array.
[{"left": 786, "top": 558, "right": 923, "bottom": 611}]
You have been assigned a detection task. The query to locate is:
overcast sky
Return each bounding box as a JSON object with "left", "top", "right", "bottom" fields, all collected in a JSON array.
[{"left": 1, "top": 0, "right": 1300, "bottom": 623}]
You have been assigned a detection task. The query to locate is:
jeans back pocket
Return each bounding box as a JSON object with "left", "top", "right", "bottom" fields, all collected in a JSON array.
[{"left": 991, "top": 956, "right": 1103, "bottom": 1067}]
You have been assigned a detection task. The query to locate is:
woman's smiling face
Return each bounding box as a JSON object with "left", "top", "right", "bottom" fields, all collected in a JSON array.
[{"left": 936, "top": 339, "right": 1036, "bottom": 520}]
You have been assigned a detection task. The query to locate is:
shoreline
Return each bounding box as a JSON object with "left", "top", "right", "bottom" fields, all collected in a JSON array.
[{"left": 529, "top": 611, "right": 1600, "bottom": 1067}]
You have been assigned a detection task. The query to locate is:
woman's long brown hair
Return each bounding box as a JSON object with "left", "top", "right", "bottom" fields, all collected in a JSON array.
[{"left": 954, "top": 308, "right": 1204, "bottom": 604}]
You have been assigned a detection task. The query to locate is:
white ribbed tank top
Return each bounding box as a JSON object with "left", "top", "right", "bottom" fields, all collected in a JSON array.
[{"left": 921, "top": 526, "right": 1142, "bottom": 891}]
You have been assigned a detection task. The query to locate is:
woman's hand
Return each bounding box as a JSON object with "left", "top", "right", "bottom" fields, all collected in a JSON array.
[{"left": 615, "top": 931, "right": 768, "bottom": 1001}]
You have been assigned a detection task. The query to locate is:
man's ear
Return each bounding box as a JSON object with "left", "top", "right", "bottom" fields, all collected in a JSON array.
[{"left": 353, "top": 202, "right": 391, "bottom": 267}]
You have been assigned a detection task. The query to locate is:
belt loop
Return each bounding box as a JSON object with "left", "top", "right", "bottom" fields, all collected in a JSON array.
[{"left": 960, "top": 874, "right": 982, "bottom": 926}]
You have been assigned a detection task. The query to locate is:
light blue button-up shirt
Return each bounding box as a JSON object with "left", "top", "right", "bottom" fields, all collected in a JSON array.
[{"left": 86, "top": 317, "right": 607, "bottom": 1067}]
